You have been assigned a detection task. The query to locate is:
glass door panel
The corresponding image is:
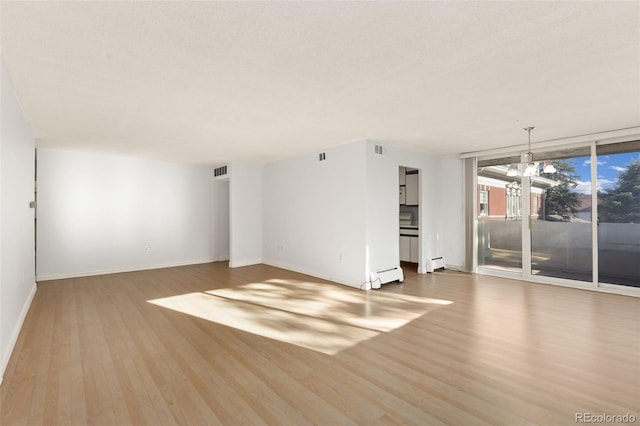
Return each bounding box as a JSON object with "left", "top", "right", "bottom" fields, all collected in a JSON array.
[
  {"left": 530, "top": 149, "right": 592, "bottom": 281},
  {"left": 596, "top": 142, "right": 640, "bottom": 287},
  {"left": 477, "top": 160, "right": 522, "bottom": 272}
]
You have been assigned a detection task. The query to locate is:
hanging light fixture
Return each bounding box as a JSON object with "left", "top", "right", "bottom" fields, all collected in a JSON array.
[
  {"left": 506, "top": 164, "right": 518, "bottom": 177},
  {"left": 522, "top": 126, "right": 537, "bottom": 177},
  {"left": 543, "top": 161, "right": 556, "bottom": 174}
]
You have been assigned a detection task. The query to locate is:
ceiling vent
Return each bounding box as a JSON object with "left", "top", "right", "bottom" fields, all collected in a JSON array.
[
  {"left": 374, "top": 144, "right": 384, "bottom": 155},
  {"left": 318, "top": 152, "right": 327, "bottom": 162},
  {"left": 213, "top": 165, "right": 228, "bottom": 180}
]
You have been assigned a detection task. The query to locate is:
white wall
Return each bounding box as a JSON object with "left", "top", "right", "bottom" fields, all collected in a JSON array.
[
  {"left": 365, "top": 143, "right": 400, "bottom": 275},
  {"left": 364, "top": 140, "right": 443, "bottom": 276},
  {"left": 1, "top": 62, "right": 37, "bottom": 383},
  {"left": 262, "top": 139, "right": 465, "bottom": 288},
  {"left": 364, "top": 142, "right": 465, "bottom": 275},
  {"left": 438, "top": 154, "right": 465, "bottom": 269},
  {"left": 36, "top": 149, "right": 213, "bottom": 279},
  {"left": 229, "top": 162, "right": 263, "bottom": 267},
  {"left": 263, "top": 141, "right": 368, "bottom": 287}
]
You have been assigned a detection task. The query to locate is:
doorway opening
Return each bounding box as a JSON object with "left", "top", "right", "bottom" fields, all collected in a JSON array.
[
  {"left": 213, "top": 179, "right": 230, "bottom": 262},
  {"left": 399, "top": 166, "right": 420, "bottom": 272}
]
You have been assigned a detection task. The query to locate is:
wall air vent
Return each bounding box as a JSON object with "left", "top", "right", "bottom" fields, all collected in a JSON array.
[
  {"left": 213, "top": 165, "right": 228, "bottom": 180},
  {"left": 318, "top": 152, "right": 326, "bottom": 162},
  {"left": 374, "top": 144, "right": 384, "bottom": 155}
]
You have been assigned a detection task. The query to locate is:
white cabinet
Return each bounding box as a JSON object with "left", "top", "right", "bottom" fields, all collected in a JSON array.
[
  {"left": 400, "top": 236, "right": 411, "bottom": 262},
  {"left": 410, "top": 236, "right": 419, "bottom": 263},
  {"left": 405, "top": 173, "right": 418, "bottom": 205},
  {"left": 400, "top": 234, "right": 419, "bottom": 263},
  {"left": 399, "top": 167, "right": 406, "bottom": 185},
  {"left": 399, "top": 186, "right": 406, "bottom": 205}
]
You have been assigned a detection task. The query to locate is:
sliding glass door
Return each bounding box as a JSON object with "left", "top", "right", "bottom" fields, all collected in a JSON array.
[
  {"left": 475, "top": 140, "right": 639, "bottom": 293},
  {"left": 477, "top": 158, "right": 522, "bottom": 273},
  {"left": 596, "top": 142, "right": 640, "bottom": 288},
  {"left": 530, "top": 148, "right": 592, "bottom": 282}
]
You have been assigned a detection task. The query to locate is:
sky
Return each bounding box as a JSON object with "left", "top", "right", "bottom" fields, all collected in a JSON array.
[{"left": 571, "top": 152, "right": 639, "bottom": 194}]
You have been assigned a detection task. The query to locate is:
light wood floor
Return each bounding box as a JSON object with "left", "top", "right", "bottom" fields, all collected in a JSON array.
[{"left": 1, "top": 262, "right": 638, "bottom": 425}]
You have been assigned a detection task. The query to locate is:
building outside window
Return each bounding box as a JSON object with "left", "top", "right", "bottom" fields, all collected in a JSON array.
[
  {"left": 506, "top": 182, "right": 522, "bottom": 218},
  {"left": 479, "top": 190, "right": 489, "bottom": 216}
]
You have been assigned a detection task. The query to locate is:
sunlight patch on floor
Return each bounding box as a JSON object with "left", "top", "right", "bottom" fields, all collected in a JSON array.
[
  {"left": 209, "top": 279, "right": 452, "bottom": 332},
  {"left": 148, "top": 279, "right": 452, "bottom": 355}
]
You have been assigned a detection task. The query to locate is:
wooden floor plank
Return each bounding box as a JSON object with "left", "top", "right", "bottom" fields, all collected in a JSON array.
[{"left": 1, "top": 262, "right": 639, "bottom": 425}]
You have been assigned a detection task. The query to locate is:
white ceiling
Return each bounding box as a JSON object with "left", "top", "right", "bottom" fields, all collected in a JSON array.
[{"left": 1, "top": 1, "right": 639, "bottom": 164}]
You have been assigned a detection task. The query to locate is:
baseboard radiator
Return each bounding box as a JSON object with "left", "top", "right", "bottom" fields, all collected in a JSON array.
[
  {"left": 429, "top": 257, "right": 446, "bottom": 271},
  {"left": 370, "top": 267, "right": 404, "bottom": 289}
]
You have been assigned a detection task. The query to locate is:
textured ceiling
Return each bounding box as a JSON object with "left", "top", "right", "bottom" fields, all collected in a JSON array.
[{"left": 1, "top": 1, "right": 639, "bottom": 164}]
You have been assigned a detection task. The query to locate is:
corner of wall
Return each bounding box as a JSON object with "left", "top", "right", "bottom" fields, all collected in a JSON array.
[
  {"left": 1, "top": 61, "right": 37, "bottom": 387},
  {"left": 0, "top": 282, "right": 36, "bottom": 385}
]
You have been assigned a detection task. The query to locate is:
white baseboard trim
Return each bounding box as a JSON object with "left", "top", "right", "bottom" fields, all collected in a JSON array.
[
  {"left": 1, "top": 282, "right": 37, "bottom": 386},
  {"left": 228, "top": 259, "right": 263, "bottom": 268},
  {"left": 262, "top": 258, "right": 363, "bottom": 289},
  {"left": 443, "top": 264, "right": 466, "bottom": 272},
  {"left": 36, "top": 258, "right": 215, "bottom": 281}
]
